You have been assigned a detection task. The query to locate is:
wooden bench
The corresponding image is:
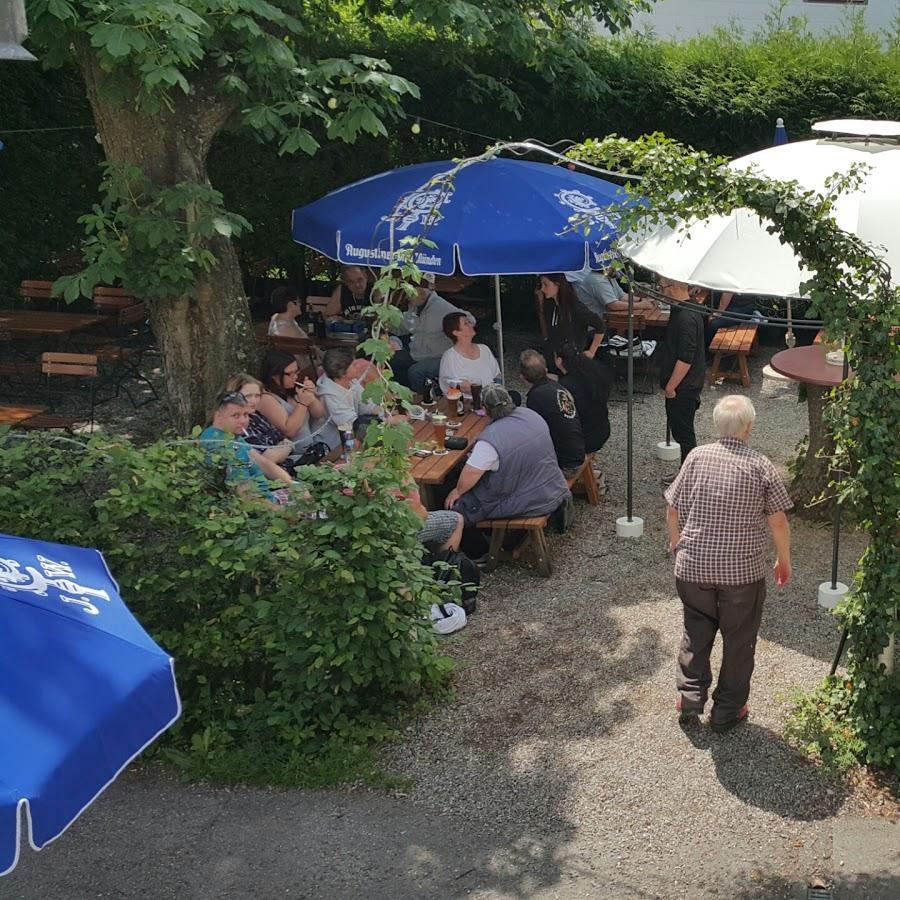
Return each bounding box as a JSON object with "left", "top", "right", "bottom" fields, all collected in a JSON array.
[
  {"left": 477, "top": 515, "right": 553, "bottom": 577},
  {"left": 708, "top": 324, "right": 759, "bottom": 388},
  {"left": 565, "top": 452, "right": 601, "bottom": 505},
  {"left": 19, "top": 280, "right": 56, "bottom": 304}
]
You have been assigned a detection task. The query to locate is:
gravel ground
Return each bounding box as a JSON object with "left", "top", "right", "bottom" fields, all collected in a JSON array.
[
  {"left": 381, "top": 330, "right": 892, "bottom": 897},
  {"left": 15, "top": 325, "right": 897, "bottom": 898}
]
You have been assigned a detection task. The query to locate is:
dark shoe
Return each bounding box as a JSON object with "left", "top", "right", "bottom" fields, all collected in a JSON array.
[
  {"left": 710, "top": 704, "right": 748, "bottom": 733},
  {"left": 676, "top": 695, "right": 703, "bottom": 724},
  {"left": 661, "top": 471, "right": 678, "bottom": 487}
]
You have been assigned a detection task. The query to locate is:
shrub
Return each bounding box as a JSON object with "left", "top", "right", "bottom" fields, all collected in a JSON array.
[{"left": 0, "top": 433, "right": 454, "bottom": 776}]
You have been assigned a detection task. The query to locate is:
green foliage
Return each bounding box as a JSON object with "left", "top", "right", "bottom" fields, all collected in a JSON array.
[
  {"left": 0, "top": 432, "right": 455, "bottom": 778},
  {"left": 568, "top": 133, "right": 900, "bottom": 774},
  {"left": 784, "top": 677, "right": 866, "bottom": 772},
  {"left": 53, "top": 162, "right": 251, "bottom": 302}
]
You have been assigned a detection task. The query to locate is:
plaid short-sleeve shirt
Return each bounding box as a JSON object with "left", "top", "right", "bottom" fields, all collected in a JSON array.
[{"left": 664, "top": 438, "right": 793, "bottom": 586}]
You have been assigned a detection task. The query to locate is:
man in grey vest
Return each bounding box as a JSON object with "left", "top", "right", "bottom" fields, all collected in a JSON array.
[{"left": 445, "top": 384, "right": 573, "bottom": 529}]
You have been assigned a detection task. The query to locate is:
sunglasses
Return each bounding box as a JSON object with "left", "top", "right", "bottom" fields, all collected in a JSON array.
[{"left": 216, "top": 390, "right": 246, "bottom": 406}]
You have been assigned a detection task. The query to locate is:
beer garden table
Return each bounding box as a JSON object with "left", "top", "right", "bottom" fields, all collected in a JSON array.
[
  {"left": 407, "top": 400, "right": 488, "bottom": 508},
  {"left": 0, "top": 309, "right": 111, "bottom": 339}
]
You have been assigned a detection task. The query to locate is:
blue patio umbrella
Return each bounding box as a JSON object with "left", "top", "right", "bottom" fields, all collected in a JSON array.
[
  {"left": 291, "top": 157, "right": 632, "bottom": 276},
  {"left": 292, "top": 156, "right": 637, "bottom": 375},
  {"left": 0, "top": 533, "right": 180, "bottom": 876},
  {"left": 774, "top": 117, "right": 789, "bottom": 146}
]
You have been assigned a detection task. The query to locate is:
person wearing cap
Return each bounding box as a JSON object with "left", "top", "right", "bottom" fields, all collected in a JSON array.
[
  {"left": 665, "top": 395, "right": 792, "bottom": 732},
  {"left": 444, "top": 384, "right": 572, "bottom": 529},
  {"left": 391, "top": 274, "right": 473, "bottom": 393}
]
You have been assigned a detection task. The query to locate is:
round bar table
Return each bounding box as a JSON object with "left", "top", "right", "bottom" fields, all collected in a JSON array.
[
  {"left": 769, "top": 344, "right": 853, "bottom": 519},
  {"left": 770, "top": 345, "right": 849, "bottom": 518}
]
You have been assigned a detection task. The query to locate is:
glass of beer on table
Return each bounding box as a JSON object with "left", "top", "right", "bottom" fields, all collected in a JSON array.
[
  {"left": 431, "top": 412, "right": 448, "bottom": 454},
  {"left": 445, "top": 379, "right": 462, "bottom": 402},
  {"left": 470, "top": 383, "right": 483, "bottom": 412}
]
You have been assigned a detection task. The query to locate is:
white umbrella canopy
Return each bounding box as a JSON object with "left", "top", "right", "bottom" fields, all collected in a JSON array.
[{"left": 622, "top": 120, "right": 900, "bottom": 296}]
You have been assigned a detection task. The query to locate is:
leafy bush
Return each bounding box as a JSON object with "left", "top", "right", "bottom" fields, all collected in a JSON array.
[
  {"left": 784, "top": 676, "right": 866, "bottom": 772},
  {"left": 0, "top": 432, "right": 454, "bottom": 778}
]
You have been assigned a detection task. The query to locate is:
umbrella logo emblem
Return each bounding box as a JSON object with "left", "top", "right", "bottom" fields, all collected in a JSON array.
[
  {"left": 0, "top": 556, "right": 112, "bottom": 614},
  {"left": 383, "top": 188, "right": 451, "bottom": 231},
  {"left": 554, "top": 189, "right": 618, "bottom": 233}
]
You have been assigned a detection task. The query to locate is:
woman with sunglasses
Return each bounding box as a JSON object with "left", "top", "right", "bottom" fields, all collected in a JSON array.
[
  {"left": 224, "top": 373, "right": 300, "bottom": 472},
  {"left": 258, "top": 350, "right": 329, "bottom": 454}
]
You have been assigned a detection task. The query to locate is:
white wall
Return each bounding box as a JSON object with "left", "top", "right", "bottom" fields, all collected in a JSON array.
[{"left": 625, "top": 0, "right": 899, "bottom": 39}]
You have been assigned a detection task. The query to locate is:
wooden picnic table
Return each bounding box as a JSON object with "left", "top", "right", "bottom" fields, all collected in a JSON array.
[
  {"left": 0, "top": 404, "right": 48, "bottom": 425},
  {"left": 604, "top": 305, "right": 670, "bottom": 331},
  {"left": 253, "top": 320, "right": 364, "bottom": 353},
  {"left": 407, "top": 400, "right": 488, "bottom": 507},
  {"left": 0, "top": 309, "right": 110, "bottom": 338}
]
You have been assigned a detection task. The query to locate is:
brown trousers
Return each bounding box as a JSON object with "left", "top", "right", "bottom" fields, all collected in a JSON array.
[{"left": 675, "top": 577, "right": 766, "bottom": 724}]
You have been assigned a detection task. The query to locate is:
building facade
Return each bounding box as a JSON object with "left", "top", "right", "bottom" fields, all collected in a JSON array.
[{"left": 626, "top": 1, "right": 897, "bottom": 39}]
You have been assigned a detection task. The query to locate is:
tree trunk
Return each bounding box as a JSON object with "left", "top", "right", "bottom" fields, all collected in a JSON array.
[
  {"left": 75, "top": 47, "right": 254, "bottom": 433},
  {"left": 791, "top": 386, "right": 837, "bottom": 520}
]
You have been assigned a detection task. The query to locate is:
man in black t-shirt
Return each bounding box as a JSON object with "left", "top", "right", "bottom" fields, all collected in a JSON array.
[
  {"left": 657, "top": 278, "right": 706, "bottom": 471},
  {"left": 520, "top": 350, "right": 586, "bottom": 476}
]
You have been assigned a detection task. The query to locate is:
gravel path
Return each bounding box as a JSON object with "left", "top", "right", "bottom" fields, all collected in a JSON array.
[
  {"left": 382, "top": 334, "right": 886, "bottom": 897},
  {"left": 9, "top": 327, "right": 896, "bottom": 898}
]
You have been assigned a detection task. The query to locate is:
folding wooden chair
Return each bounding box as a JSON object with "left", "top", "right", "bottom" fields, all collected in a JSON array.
[{"left": 41, "top": 352, "right": 98, "bottom": 432}]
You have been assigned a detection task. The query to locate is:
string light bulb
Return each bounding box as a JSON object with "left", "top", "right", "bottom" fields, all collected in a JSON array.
[
  {"left": 411, "top": 118, "right": 421, "bottom": 135},
  {"left": 327, "top": 97, "right": 338, "bottom": 110}
]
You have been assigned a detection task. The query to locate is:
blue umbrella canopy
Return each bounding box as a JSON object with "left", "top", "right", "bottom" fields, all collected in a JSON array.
[
  {"left": 0, "top": 534, "right": 180, "bottom": 876},
  {"left": 291, "top": 157, "right": 635, "bottom": 275}
]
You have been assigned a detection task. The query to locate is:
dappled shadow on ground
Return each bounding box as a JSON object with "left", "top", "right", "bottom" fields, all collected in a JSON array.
[{"left": 680, "top": 721, "right": 848, "bottom": 821}]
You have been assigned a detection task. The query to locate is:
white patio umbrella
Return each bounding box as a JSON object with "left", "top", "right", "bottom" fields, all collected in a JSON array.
[{"left": 623, "top": 119, "right": 900, "bottom": 295}]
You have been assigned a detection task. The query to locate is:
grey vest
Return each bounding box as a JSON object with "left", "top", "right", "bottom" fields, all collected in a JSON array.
[{"left": 457, "top": 407, "right": 570, "bottom": 524}]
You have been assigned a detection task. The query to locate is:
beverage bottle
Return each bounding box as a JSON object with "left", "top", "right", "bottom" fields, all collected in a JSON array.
[
  {"left": 456, "top": 395, "right": 465, "bottom": 417},
  {"left": 315, "top": 312, "right": 327, "bottom": 339},
  {"left": 342, "top": 429, "right": 356, "bottom": 459},
  {"left": 422, "top": 377, "right": 434, "bottom": 405}
]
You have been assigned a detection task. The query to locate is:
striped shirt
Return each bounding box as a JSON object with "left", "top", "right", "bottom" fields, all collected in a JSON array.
[{"left": 664, "top": 438, "right": 793, "bottom": 585}]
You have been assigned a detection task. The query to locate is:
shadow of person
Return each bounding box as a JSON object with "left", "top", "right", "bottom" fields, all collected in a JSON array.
[{"left": 678, "top": 721, "right": 847, "bottom": 821}]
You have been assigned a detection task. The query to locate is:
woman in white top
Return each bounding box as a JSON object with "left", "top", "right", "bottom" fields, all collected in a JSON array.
[
  {"left": 267, "top": 287, "right": 308, "bottom": 338},
  {"left": 438, "top": 312, "right": 501, "bottom": 397}
]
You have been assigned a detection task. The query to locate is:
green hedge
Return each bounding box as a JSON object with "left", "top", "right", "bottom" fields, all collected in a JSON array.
[
  {"left": 0, "top": 433, "right": 454, "bottom": 774},
  {"left": 6, "top": 22, "right": 900, "bottom": 298}
]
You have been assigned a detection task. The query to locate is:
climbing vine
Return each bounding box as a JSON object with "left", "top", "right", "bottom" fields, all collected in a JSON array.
[{"left": 567, "top": 133, "right": 899, "bottom": 771}]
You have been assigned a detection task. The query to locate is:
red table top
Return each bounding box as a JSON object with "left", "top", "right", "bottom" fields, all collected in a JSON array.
[{"left": 770, "top": 345, "right": 851, "bottom": 387}]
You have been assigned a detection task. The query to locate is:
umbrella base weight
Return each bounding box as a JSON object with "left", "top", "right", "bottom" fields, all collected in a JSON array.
[
  {"left": 818, "top": 581, "right": 848, "bottom": 609},
  {"left": 656, "top": 441, "right": 681, "bottom": 462},
  {"left": 616, "top": 516, "right": 644, "bottom": 538}
]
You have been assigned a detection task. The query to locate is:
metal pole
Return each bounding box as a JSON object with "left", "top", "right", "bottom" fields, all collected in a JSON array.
[
  {"left": 494, "top": 275, "right": 505, "bottom": 383},
  {"left": 829, "top": 628, "right": 849, "bottom": 677},
  {"left": 829, "top": 352, "right": 851, "bottom": 589},
  {"left": 626, "top": 282, "right": 634, "bottom": 522},
  {"left": 666, "top": 423, "right": 672, "bottom": 446}
]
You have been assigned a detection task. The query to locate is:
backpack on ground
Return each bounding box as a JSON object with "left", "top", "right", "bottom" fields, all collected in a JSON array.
[{"left": 426, "top": 548, "right": 480, "bottom": 616}]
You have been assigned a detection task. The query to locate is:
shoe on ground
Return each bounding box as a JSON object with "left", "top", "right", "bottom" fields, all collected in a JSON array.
[
  {"left": 710, "top": 704, "right": 749, "bottom": 733},
  {"left": 676, "top": 695, "right": 703, "bottom": 724},
  {"left": 660, "top": 471, "right": 678, "bottom": 487}
]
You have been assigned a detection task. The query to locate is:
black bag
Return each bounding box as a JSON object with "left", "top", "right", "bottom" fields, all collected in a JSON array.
[
  {"left": 427, "top": 548, "right": 480, "bottom": 616},
  {"left": 295, "top": 440, "right": 330, "bottom": 467}
]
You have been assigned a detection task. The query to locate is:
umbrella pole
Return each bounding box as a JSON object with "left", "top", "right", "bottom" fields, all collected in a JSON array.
[
  {"left": 616, "top": 277, "right": 643, "bottom": 538},
  {"left": 494, "top": 275, "right": 505, "bottom": 383},
  {"left": 819, "top": 352, "right": 850, "bottom": 609}
]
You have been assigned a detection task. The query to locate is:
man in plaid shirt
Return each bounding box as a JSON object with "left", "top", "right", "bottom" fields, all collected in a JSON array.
[{"left": 664, "top": 395, "right": 793, "bottom": 732}]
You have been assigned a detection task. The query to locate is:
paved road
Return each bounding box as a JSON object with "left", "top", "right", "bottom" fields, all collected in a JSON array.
[{"left": 4, "top": 771, "right": 898, "bottom": 899}]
